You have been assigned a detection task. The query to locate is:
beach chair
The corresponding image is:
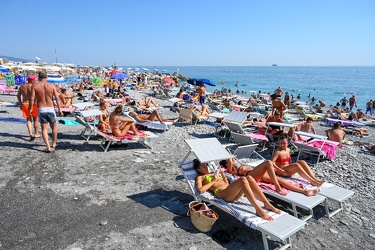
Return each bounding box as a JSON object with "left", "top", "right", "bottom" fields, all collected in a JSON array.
[
  {"left": 179, "top": 138, "right": 306, "bottom": 250},
  {"left": 0, "top": 85, "right": 17, "bottom": 94},
  {"left": 75, "top": 109, "right": 103, "bottom": 141},
  {"left": 230, "top": 132, "right": 268, "bottom": 151},
  {"left": 230, "top": 144, "right": 327, "bottom": 221},
  {"left": 222, "top": 110, "right": 254, "bottom": 135},
  {"left": 291, "top": 131, "right": 330, "bottom": 165},
  {"left": 0, "top": 101, "right": 16, "bottom": 113},
  {"left": 179, "top": 108, "right": 193, "bottom": 124},
  {"left": 232, "top": 138, "right": 354, "bottom": 219},
  {"left": 94, "top": 128, "right": 158, "bottom": 152}
]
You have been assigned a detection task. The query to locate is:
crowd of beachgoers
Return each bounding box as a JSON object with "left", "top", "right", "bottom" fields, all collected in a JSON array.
[{"left": 0, "top": 67, "right": 375, "bottom": 249}]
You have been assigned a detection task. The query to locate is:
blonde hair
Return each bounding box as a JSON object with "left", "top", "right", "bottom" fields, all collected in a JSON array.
[{"left": 113, "top": 105, "right": 123, "bottom": 115}]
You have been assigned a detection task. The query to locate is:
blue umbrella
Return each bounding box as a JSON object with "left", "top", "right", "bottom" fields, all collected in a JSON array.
[
  {"left": 187, "top": 78, "right": 215, "bottom": 86},
  {"left": 0, "top": 66, "right": 9, "bottom": 73},
  {"left": 110, "top": 73, "right": 129, "bottom": 80}
]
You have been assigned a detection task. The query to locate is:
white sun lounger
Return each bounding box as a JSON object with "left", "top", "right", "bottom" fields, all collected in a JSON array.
[
  {"left": 0, "top": 102, "right": 16, "bottom": 113},
  {"left": 94, "top": 128, "right": 158, "bottom": 152},
  {"left": 234, "top": 143, "right": 354, "bottom": 218},
  {"left": 179, "top": 138, "right": 306, "bottom": 250},
  {"left": 75, "top": 109, "right": 103, "bottom": 141},
  {"left": 228, "top": 144, "right": 327, "bottom": 221}
]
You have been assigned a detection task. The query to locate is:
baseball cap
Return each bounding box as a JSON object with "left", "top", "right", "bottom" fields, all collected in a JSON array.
[{"left": 27, "top": 75, "right": 37, "bottom": 83}]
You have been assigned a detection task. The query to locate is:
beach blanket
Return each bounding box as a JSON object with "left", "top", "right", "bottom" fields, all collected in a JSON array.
[
  {"left": 306, "top": 140, "right": 338, "bottom": 160},
  {"left": 58, "top": 119, "right": 80, "bottom": 126}
]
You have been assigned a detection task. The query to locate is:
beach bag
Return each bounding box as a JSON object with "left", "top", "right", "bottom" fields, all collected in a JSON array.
[{"left": 187, "top": 201, "right": 218, "bottom": 232}]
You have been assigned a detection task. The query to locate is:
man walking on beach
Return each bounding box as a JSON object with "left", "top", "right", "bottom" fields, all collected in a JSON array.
[
  {"left": 349, "top": 95, "right": 357, "bottom": 111},
  {"left": 30, "top": 71, "right": 63, "bottom": 152},
  {"left": 17, "top": 75, "right": 40, "bottom": 141},
  {"left": 196, "top": 83, "right": 206, "bottom": 107}
]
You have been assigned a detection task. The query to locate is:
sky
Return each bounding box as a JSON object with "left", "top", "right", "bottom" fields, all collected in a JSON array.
[{"left": 2, "top": 0, "right": 375, "bottom": 66}]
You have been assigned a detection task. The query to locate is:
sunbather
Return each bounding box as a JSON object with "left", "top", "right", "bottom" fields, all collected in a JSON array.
[
  {"left": 136, "top": 96, "right": 159, "bottom": 109},
  {"left": 193, "top": 159, "right": 281, "bottom": 221},
  {"left": 220, "top": 158, "right": 319, "bottom": 196},
  {"left": 271, "top": 134, "right": 325, "bottom": 187},
  {"left": 192, "top": 105, "right": 210, "bottom": 117},
  {"left": 98, "top": 101, "right": 111, "bottom": 132},
  {"left": 299, "top": 117, "right": 316, "bottom": 134},
  {"left": 325, "top": 122, "right": 346, "bottom": 142},
  {"left": 129, "top": 110, "right": 178, "bottom": 124},
  {"left": 109, "top": 105, "right": 139, "bottom": 137}
]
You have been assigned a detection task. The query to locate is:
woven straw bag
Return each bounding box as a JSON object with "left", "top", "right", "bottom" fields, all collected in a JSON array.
[{"left": 187, "top": 201, "right": 218, "bottom": 232}]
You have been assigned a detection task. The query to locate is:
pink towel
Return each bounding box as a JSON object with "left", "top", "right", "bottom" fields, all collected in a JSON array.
[
  {"left": 246, "top": 133, "right": 268, "bottom": 141},
  {"left": 306, "top": 140, "right": 338, "bottom": 160}
]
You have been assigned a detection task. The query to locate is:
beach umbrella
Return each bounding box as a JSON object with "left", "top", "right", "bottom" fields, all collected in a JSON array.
[
  {"left": 110, "top": 73, "right": 129, "bottom": 80},
  {"left": 109, "top": 70, "right": 118, "bottom": 75},
  {"left": 162, "top": 77, "right": 175, "bottom": 84},
  {"left": 0, "top": 66, "right": 9, "bottom": 73},
  {"left": 187, "top": 78, "right": 215, "bottom": 87}
]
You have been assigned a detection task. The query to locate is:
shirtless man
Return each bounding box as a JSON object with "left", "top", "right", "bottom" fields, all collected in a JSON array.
[
  {"left": 325, "top": 122, "right": 346, "bottom": 143},
  {"left": 274, "top": 86, "right": 283, "bottom": 97},
  {"left": 17, "top": 75, "right": 40, "bottom": 140},
  {"left": 349, "top": 95, "right": 357, "bottom": 111},
  {"left": 300, "top": 117, "right": 316, "bottom": 134},
  {"left": 30, "top": 71, "right": 63, "bottom": 152},
  {"left": 196, "top": 83, "right": 206, "bottom": 107},
  {"left": 129, "top": 111, "right": 178, "bottom": 124}
]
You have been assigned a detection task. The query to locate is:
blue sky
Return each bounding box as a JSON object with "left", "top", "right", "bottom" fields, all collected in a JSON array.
[{"left": 2, "top": 0, "right": 374, "bottom": 66}]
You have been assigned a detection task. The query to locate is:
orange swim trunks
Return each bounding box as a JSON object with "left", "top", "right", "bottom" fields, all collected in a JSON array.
[{"left": 21, "top": 103, "right": 38, "bottom": 118}]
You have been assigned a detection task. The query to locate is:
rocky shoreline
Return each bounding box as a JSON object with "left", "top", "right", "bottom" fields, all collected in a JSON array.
[{"left": 0, "top": 90, "right": 374, "bottom": 250}]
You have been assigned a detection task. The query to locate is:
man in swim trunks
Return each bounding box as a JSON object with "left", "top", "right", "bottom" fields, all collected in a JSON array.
[
  {"left": 30, "top": 71, "right": 63, "bottom": 152},
  {"left": 349, "top": 95, "right": 357, "bottom": 111},
  {"left": 196, "top": 83, "right": 207, "bottom": 107},
  {"left": 17, "top": 75, "right": 40, "bottom": 141}
]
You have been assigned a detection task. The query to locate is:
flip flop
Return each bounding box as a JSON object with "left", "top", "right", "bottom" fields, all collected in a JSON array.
[
  {"left": 45, "top": 149, "right": 51, "bottom": 153},
  {"left": 34, "top": 135, "right": 42, "bottom": 138}
]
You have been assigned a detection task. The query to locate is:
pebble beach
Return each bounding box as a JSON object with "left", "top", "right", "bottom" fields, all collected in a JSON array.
[{"left": 0, "top": 89, "right": 375, "bottom": 250}]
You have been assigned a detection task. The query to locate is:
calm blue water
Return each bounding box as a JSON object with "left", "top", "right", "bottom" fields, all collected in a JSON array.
[{"left": 125, "top": 66, "right": 375, "bottom": 109}]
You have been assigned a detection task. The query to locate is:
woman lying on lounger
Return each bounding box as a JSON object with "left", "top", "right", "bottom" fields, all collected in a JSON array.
[
  {"left": 219, "top": 158, "right": 319, "bottom": 196},
  {"left": 109, "top": 105, "right": 139, "bottom": 137},
  {"left": 193, "top": 159, "right": 281, "bottom": 221},
  {"left": 271, "top": 134, "right": 325, "bottom": 187}
]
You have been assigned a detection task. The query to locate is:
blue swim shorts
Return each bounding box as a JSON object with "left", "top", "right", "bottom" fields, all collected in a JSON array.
[{"left": 38, "top": 107, "right": 56, "bottom": 124}]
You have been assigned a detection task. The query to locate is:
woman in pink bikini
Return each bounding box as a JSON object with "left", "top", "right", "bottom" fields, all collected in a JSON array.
[{"left": 271, "top": 134, "right": 324, "bottom": 187}]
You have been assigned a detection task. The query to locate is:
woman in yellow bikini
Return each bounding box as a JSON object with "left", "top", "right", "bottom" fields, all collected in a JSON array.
[
  {"left": 271, "top": 134, "right": 324, "bottom": 187},
  {"left": 193, "top": 159, "right": 281, "bottom": 221}
]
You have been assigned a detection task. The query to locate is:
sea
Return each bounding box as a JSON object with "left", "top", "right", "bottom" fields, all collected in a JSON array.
[{"left": 124, "top": 66, "right": 375, "bottom": 109}]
